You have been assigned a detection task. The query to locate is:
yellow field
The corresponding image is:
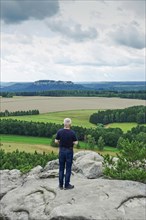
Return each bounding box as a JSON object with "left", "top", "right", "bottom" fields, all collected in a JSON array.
[
  {"left": 1, "top": 140, "right": 118, "bottom": 156},
  {"left": 1, "top": 142, "right": 59, "bottom": 154},
  {"left": 1, "top": 96, "right": 145, "bottom": 113}
]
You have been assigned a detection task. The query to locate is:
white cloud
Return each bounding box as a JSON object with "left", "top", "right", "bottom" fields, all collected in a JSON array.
[{"left": 1, "top": 0, "right": 145, "bottom": 82}]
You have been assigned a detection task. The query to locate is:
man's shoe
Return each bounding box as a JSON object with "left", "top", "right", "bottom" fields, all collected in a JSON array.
[
  {"left": 59, "top": 185, "right": 63, "bottom": 190},
  {"left": 64, "top": 184, "right": 74, "bottom": 190}
]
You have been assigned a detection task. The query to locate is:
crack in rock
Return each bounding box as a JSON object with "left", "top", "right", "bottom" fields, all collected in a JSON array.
[
  {"left": 116, "top": 195, "right": 146, "bottom": 209},
  {"left": 14, "top": 209, "right": 29, "bottom": 220},
  {"left": 50, "top": 216, "right": 94, "bottom": 220},
  {"left": 40, "top": 186, "right": 56, "bottom": 199},
  {"left": 68, "top": 197, "right": 75, "bottom": 205},
  {"left": 0, "top": 187, "right": 17, "bottom": 201}
]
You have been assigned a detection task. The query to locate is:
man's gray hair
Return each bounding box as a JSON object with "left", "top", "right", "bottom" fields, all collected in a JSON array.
[{"left": 64, "top": 118, "right": 72, "bottom": 125}]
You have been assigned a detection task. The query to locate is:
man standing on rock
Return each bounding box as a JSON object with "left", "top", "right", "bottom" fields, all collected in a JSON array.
[{"left": 55, "top": 118, "right": 78, "bottom": 190}]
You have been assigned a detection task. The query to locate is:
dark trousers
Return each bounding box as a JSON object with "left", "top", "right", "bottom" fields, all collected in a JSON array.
[{"left": 59, "top": 147, "right": 73, "bottom": 187}]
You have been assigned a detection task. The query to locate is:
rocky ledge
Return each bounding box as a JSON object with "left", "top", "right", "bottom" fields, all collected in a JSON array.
[{"left": 0, "top": 151, "right": 146, "bottom": 220}]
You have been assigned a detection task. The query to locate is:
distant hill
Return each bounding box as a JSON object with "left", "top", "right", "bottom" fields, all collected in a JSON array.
[
  {"left": 79, "top": 81, "right": 146, "bottom": 91},
  {"left": 0, "top": 82, "right": 17, "bottom": 88},
  {"left": 0, "top": 80, "right": 85, "bottom": 92},
  {"left": 0, "top": 80, "right": 145, "bottom": 92}
]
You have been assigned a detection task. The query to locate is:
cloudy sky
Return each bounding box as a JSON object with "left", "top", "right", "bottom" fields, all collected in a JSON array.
[{"left": 1, "top": 0, "right": 145, "bottom": 82}]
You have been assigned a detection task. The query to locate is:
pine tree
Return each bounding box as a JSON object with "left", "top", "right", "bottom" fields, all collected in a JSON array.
[{"left": 97, "top": 136, "right": 105, "bottom": 151}]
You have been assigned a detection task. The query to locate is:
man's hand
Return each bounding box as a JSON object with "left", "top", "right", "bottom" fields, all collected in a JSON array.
[
  {"left": 73, "top": 141, "right": 78, "bottom": 145},
  {"left": 55, "top": 139, "right": 60, "bottom": 144}
]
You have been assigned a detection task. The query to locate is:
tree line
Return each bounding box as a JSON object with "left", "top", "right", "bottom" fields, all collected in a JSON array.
[
  {"left": 1, "top": 90, "right": 146, "bottom": 100},
  {"left": 0, "top": 110, "right": 39, "bottom": 117},
  {"left": 123, "top": 125, "right": 146, "bottom": 143},
  {"left": 90, "top": 106, "right": 146, "bottom": 125},
  {"left": 1, "top": 119, "right": 146, "bottom": 148},
  {"left": 0, "top": 149, "right": 58, "bottom": 173},
  {"left": 0, "top": 119, "right": 88, "bottom": 140}
]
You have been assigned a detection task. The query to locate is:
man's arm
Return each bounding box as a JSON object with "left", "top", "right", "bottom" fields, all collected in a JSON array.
[
  {"left": 72, "top": 131, "right": 78, "bottom": 145},
  {"left": 55, "top": 131, "right": 60, "bottom": 144}
]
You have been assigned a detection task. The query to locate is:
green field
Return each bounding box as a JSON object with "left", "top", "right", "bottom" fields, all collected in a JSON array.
[
  {"left": 3, "top": 110, "right": 97, "bottom": 128},
  {"left": 0, "top": 134, "right": 118, "bottom": 156},
  {"left": 1, "top": 134, "right": 51, "bottom": 145},
  {"left": 106, "top": 122, "right": 146, "bottom": 132},
  {"left": 2, "top": 109, "right": 146, "bottom": 132},
  {"left": 106, "top": 122, "right": 138, "bottom": 132}
]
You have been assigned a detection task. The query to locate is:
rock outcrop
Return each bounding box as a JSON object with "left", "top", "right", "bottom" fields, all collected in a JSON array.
[{"left": 0, "top": 151, "right": 145, "bottom": 220}]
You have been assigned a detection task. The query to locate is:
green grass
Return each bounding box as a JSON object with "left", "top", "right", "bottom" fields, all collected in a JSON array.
[
  {"left": 106, "top": 122, "right": 146, "bottom": 132},
  {"left": 0, "top": 135, "right": 51, "bottom": 145},
  {"left": 3, "top": 109, "right": 97, "bottom": 128},
  {"left": 79, "top": 141, "right": 119, "bottom": 152},
  {"left": 0, "top": 134, "right": 51, "bottom": 145}
]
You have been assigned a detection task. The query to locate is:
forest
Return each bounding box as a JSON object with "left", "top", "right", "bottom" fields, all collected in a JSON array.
[
  {"left": 90, "top": 106, "right": 146, "bottom": 125},
  {"left": 0, "top": 109, "right": 39, "bottom": 117},
  {"left": 0, "top": 118, "right": 146, "bottom": 147},
  {"left": 1, "top": 90, "right": 146, "bottom": 100}
]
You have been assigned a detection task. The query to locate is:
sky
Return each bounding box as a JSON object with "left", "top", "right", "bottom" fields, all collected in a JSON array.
[{"left": 1, "top": 0, "right": 146, "bottom": 82}]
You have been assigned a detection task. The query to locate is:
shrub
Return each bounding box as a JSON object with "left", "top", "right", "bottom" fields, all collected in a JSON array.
[
  {"left": 50, "top": 134, "right": 58, "bottom": 147},
  {"left": 86, "top": 134, "right": 96, "bottom": 149},
  {"left": 103, "top": 140, "right": 146, "bottom": 183},
  {"left": 0, "top": 149, "right": 58, "bottom": 173}
]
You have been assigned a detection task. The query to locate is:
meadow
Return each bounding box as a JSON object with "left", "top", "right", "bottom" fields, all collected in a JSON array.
[
  {"left": 2, "top": 109, "right": 145, "bottom": 131},
  {"left": 3, "top": 109, "right": 96, "bottom": 128},
  {"left": 0, "top": 134, "right": 119, "bottom": 156},
  {"left": 105, "top": 122, "right": 145, "bottom": 132}
]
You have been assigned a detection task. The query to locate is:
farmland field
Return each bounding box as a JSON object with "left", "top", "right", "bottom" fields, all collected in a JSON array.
[
  {"left": 2, "top": 109, "right": 146, "bottom": 130},
  {"left": 0, "top": 135, "right": 60, "bottom": 154},
  {"left": 3, "top": 109, "right": 97, "bottom": 128},
  {"left": 105, "top": 122, "right": 146, "bottom": 132},
  {"left": 1, "top": 96, "right": 145, "bottom": 113},
  {"left": 1, "top": 142, "right": 59, "bottom": 154}
]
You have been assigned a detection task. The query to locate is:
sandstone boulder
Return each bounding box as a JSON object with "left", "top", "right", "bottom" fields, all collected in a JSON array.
[
  {"left": 73, "top": 151, "right": 103, "bottom": 178},
  {"left": 0, "top": 173, "right": 145, "bottom": 220},
  {"left": 0, "top": 169, "right": 22, "bottom": 200},
  {"left": 0, "top": 151, "right": 145, "bottom": 220},
  {"left": 43, "top": 159, "right": 59, "bottom": 171},
  {"left": 43, "top": 151, "right": 104, "bottom": 179}
]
